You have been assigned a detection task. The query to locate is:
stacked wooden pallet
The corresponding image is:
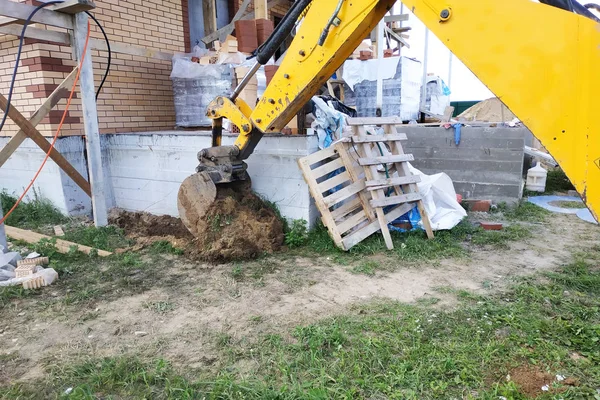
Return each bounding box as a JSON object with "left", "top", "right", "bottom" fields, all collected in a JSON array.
[{"left": 298, "top": 117, "right": 434, "bottom": 251}]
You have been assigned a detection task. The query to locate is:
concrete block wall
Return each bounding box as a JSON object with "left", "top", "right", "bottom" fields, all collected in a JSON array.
[
  {"left": 402, "top": 126, "right": 526, "bottom": 204},
  {"left": 0, "top": 133, "right": 320, "bottom": 226},
  {"left": 0, "top": 136, "right": 91, "bottom": 215}
]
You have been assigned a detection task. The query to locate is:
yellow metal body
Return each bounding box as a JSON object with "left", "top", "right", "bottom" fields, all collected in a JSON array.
[
  {"left": 402, "top": 0, "right": 600, "bottom": 221},
  {"left": 212, "top": 0, "right": 600, "bottom": 220},
  {"left": 206, "top": 96, "right": 253, "bottom": 136}
]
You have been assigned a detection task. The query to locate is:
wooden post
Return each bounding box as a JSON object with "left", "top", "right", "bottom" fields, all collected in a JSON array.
[
  {"left": 203, "top": 0, "right": 217, "bottom": 36},
  {"left": 74, "top": 12, "right": 108, "bottom": 226},
  {"left": 0, "top": 196, "right": 7, "bottom": 251},
  {"left": 254, "top": 0, "right": 267, "bottom": 19}
]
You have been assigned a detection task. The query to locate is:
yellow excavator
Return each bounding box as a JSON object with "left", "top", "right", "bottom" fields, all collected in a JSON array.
[{"left": 177, "top": 0, "right": 600, "bottom": 234}]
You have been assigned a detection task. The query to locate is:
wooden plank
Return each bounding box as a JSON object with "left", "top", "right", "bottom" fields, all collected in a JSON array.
[
  {"left": 203, "top": 0, "right": 217, "bottom": 37},
  {"left": 75, "top": 12, "right": 107, "bottom": 226},
  {"left": 341, "top": 202, "right": 413, "bottom": 250},
  {"left": 0, "top": 94, "right": 91, "bottom": 197},
  {"left": 350, "top": 133, "right": 407, "bottom": 143},
  {"left": 322, "top": 180, "right": 366, "bottom": 207},
  {"left": 383, "top": 14, "right": 409, "bottom": 23},
  {"left": 0, "top": 68, "right": 78, "bottom": 168},
  {"left": 311, "top": 157, "right": 344, "bottom": 179},
  {"left": 0, "top": 17, "right": 18, "bottom": 27},
  {"left": 385, "top": 124, "right": 434, "bottom": 239},
  {"left": 5, "top": 226, "right": 112, "bottom": 257},
  {"left": 201, "top": 0, "right": 284, "bottom": 44},
  {"left": 0, "top": 24, "right": 70, "bottom": 45},
  {"left": 51, "top": 0, "right": 95, "bottom": 14},
  {"left": 91, "top": 39, "right": 173, "bottom": 61},
  {"left": 346, "top": 117, "right": 404, "bottom": 126},
  {"left": 370, "top": 193, "right": 422, "bottom": 208},
  {"left": 336, "top": 210, "right": 368, "bottom": 235},
  {"left": 330, "top": 197, "right": 361, "bottom": 221},
  {"left": 357, "top": 126, "right": 394, "bottom": 250},
  {"left": 366, "top": 175, "right": 421, "bottom": 188},
  {"left": 358, "top": 154, "right": 414, "bottom": 166},
  {"left": 303, "top": 146, "right": 337, "bottom": 166},
  {"left": 442, "top": 106, "right": 455, "bottom": 122},
  {"left": 0, "top": 0, "right": 74, "bottom": 29},
  {"left": 0, "top": 196, "right": 7, "bottom": 250},
  {"left": 298, "top": 158, "right": 344, "bottom": 247},
  {"left": 317, "top": 171, "right": 351, "bottom": 193},
  {"left": 254, "top": 0, "right": 267, "bottom": 19},
  {"left": 334, "top": 141, "right": 375, "bottom": 222},
  {"left": 385, "top": 25, "right": 410, "bottom": 48}
]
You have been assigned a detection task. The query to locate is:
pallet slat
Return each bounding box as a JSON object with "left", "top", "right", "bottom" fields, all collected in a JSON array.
[
  {"left": 317, "top": 171, "right": 351, "bottom": 193},
  {"left": 370, "top": 193, "right": 422, "bottom": 208},
  {"left": 346, "top": 117, "right": 404, "bottom": 126},
  {"left": 366, "top": 175, "right": 421, "bottom": 188},
  {"left": 350, "top": 133, "right": 407, "bottom": 143},
  {"left": 311, "top": 157, "right": 344, "bottom": 178},
  {"left": 330, "top": 197, "right": 362, "bottom": 221},
  {"left": 336, "top": 210, "right": 368, "bottom": 234},
  {"left": 323, "top": 180, "right": 366, "bottom": 207},
  {"left": 358, "top": 154, "right": 414, "bottom": 166},
  {"left": 303, "top": 146, "right": 337, "bottom": 166}
]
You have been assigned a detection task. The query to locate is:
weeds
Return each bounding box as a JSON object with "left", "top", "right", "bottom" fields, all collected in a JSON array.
[
  {"left": 150, "top": 240, "right": 184, "bottom": 255},
  {"left": 351, "top": 260, "right": 379, "bottom": 276},
  {"left": 63, "top": 225, "right": 132, "bottom": 252},
  {"left": 144, "top": 301, "right": 176, "bottom": 314},
  {"left": 0, "top": 191, "right": 67, "bottom": 229},
  {"left": 545, "top": 168, "right": 575, "bottom": 193},
  {"left": 502, "top": 201, "right": 551, "bottom": 222},
  {"left": 285, "top": 219, "right": 308, "bottom": 248}
]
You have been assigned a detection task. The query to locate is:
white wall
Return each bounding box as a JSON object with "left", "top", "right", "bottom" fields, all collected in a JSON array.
[{"left": 1, "top": 133, "right": 320, "bottom": 226}]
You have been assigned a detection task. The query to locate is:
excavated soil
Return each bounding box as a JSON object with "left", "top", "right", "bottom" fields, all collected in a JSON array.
[
  {"left": 109, "top": 186, "right": 284, "bottom": 263},
  {"left": 187, "top": 186, "right": 285, "bottom": 262},
  {"left": 458, "top": 97, "right": 517, "bottom": 122}
]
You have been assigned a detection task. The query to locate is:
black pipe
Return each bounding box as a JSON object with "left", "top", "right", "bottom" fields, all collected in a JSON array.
[{"left": 255, "top": 0, "right": 313, "bottom": 65}]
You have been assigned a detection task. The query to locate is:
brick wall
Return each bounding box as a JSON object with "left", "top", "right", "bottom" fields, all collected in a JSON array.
[{"left": 0, "top": 0, "right": 186, "bottom": 137}]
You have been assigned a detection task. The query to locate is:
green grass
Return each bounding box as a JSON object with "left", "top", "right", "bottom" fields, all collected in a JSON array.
[
  {"left": 545, "top": 168, "right": 575, "bottom": 193},
  {"left": 550, "top": 200, "right": 587, "bottom": 209},
  {"left": 0, "top": 191, "right": 67, "bottom": 229},
  {"left": 498, "top": 201, "right": 551, "bottom": 223},
  {"left": 149, "top": 240, "right": 184, "bottom": 255},
  {"left": 3, "top": 259, "right": 599, "bottom": 399},
  {"left": 62, "top": 225, "right": 133, "bottom": 252}
]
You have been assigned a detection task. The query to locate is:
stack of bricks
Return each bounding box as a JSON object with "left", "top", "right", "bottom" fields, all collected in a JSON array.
[
  {"left": 234, "top": 67, "right": 258, "bottom": 108},
  {"left": 255, "top": 19, "right": 274, "bottom": 46},
  {"left": 235, "top": 20, "right": 258, "bottom": 53},
  {"left": 359, "top": 50, "right": 374, "bottom": 60}
]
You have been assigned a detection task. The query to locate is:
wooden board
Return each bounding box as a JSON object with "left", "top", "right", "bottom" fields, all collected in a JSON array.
[
  {"left": 358, "top": 154, "right": 414, "bottom": 166},
  {"left": 5, "top": 226, "right": 112, "bottom": 257}
]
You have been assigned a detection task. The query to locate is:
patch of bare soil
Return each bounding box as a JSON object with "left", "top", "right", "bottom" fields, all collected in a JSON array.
[
  {"left": 186, "top": 185, "right": 284, "bottom": 262},
  {"left": 2, "top": 214, "right": 598, "bottom": 382},
  {"left": 509, "top": 365, "right": 555, "bottom": 398}
]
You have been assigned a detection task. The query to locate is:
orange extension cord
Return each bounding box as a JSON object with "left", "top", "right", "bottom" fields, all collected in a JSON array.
[{"left": 0, "top": 20, "right": 91, "bottom": 225}]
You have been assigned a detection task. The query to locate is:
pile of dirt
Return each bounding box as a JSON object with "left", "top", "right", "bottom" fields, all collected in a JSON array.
[
  {"left": 187, "top": 185, "right": 285, "bottom": 262},
  {"left": 508, "top": 365, "right": 555, "bottom": 398},
  {"left": 109, "top": 209, "right": 193, "bottom": 239},
  {"left": 458, "top": 97, "right": 517, "bottom": 122}
]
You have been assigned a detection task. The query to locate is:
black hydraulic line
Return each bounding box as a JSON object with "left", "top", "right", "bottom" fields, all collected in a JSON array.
[
  {"left": 318, "top": 0, "right": 344, "bottom": 46},
  {"left": 255, "top": 0, "right": 313, "bottom": 65},
  {"left": 86, "top": 11, "right": 111, "bottom": 100}
]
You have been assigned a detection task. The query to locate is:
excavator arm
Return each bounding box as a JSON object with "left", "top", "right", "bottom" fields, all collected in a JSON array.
[{"left": 178, "top": 0, "right": 599, "bottom": 234}]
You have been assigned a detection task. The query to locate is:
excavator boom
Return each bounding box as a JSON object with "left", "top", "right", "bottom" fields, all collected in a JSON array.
[{"left": 178, "top": 0, "right": 600, "bottom": 234}]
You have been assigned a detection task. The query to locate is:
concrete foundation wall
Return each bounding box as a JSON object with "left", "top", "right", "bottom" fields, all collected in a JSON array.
[
  {"left": 0, "top": 133, "right": 320, "bottom": 226},
  {"left": 402, "top": 126, "right": 526, "bottom": 203}
]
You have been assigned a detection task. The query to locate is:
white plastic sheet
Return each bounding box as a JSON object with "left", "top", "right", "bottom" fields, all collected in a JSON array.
[
  {"left": 342, "top": 57, "right": 401, "bottom": 90},
  {"left": 409, "top": 163, "right": 467, "bottom": 230}
]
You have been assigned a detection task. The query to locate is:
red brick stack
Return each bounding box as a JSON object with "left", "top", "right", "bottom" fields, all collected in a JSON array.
[
  {"left": 256, "top": 19, "right": 274, "bottom": 46},
  {"left": 359, "top": 50, "right": 373, "bottom": 60},
  {"left": 235, "top": 20, "right": 258, "bottom": 53},
  {"left": 264, "top": 65, "right": 279, "bottom": 85},
  {"left": 384, "top": 49, "right": 394, "bottom": 58}
]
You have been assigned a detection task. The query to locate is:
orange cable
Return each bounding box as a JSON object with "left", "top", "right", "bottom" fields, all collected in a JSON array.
[{"left": 1, "top": 20, "right": 91, "bottom": 225}]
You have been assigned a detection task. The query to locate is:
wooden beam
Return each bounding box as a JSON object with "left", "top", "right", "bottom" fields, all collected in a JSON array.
[
  {"left": 0, "top": 17, "right": 19, "bottom": 27},
  {"left": 0, "top": 68, "right": 78, "bottom": 168},
  {"left": 254, "top": 0, "right": 268, "bottom": 19},
  {"left": 384, "top": 14, "right": 409, "bottom": 23},
  {"left": 0, "top": 93, "right": 92, "bottom": 197},
  {"left": 385, "top": 26, "right": 410, "bottom": 48},
  {"left": 0, "top": 0, "right": 74, "bottom": 30},
  {"left": 203, "top": 0, "right": 217, "bottom": 37},
  {"left": 51, "top": 0, "right": 95, "bottom": 14},
  {"left": 90, "top": 39, "right": 173, "bottom": 61},
  {"left": 4, "top": 226, "right": 112, "bottom": 257},
  {"left": 74, "top": 12, "right": 108, "bottom": 227},
  {"left": 0, "top": 197, "right": 7, "bottom": 251},
  {"left": 0, "top": 24, "right": 70, "bottom": 45},
  {"left": 201, "top": 0, "right": 283, "bottom": 44}
]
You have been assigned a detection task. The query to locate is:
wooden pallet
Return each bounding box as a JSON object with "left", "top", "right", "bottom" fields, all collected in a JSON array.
[{"left": 298, "top": 117, "right": 434, "bottom": 251}]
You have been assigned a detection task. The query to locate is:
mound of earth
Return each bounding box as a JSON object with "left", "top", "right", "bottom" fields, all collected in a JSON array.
[
  {"left": 108, "top": 209, "right": 192, "bottom": 239},
  {"left": 187, "top": 185, "right": 285, "bottom": 262},
  {"left": 458, "top": 97, "right": 517, "bottom": 122}
]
